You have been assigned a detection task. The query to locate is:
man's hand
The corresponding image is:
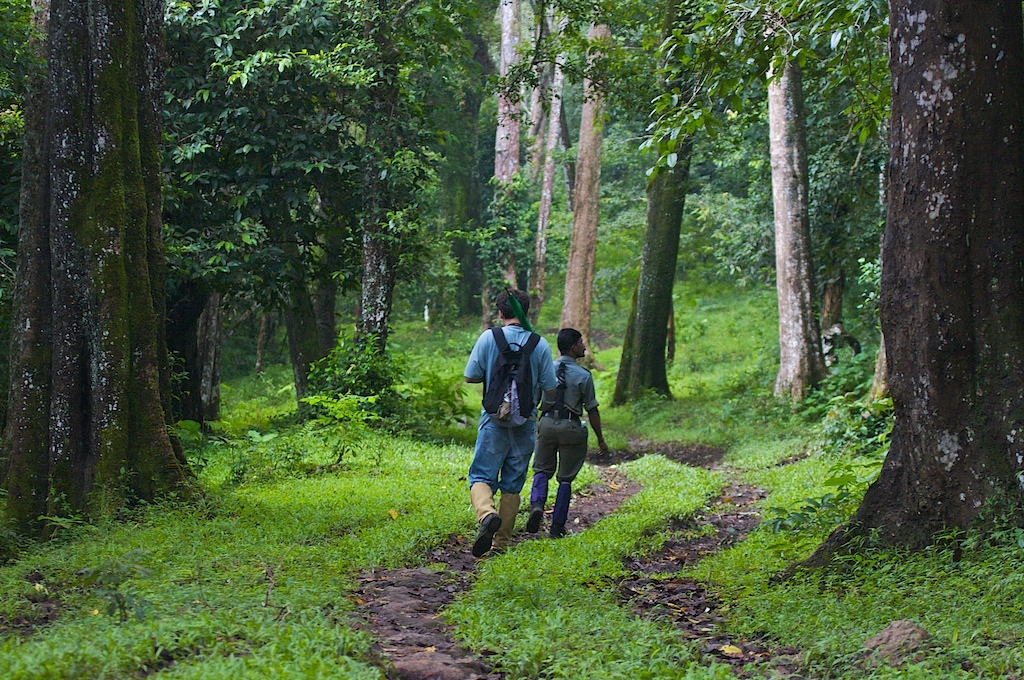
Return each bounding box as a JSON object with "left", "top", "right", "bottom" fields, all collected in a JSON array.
[{"left": 598, "top": 439, "right": 610, "bottom": 456}]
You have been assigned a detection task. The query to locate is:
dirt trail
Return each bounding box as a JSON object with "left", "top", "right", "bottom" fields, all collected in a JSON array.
[
  {"left": 352, "top": 466, "right": 639, "bottom": 680},
  {"left": 353, "top": 441, "right": 803, "bottom": 679}
]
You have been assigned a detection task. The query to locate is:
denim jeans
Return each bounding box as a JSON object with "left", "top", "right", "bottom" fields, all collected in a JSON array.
[{"left": 468, "top": 412, "right": 536, "bottom": 494}]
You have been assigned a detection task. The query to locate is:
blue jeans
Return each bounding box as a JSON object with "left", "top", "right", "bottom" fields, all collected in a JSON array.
[{"left": 468, "top": 413, "right": 536, "bottom": 494}]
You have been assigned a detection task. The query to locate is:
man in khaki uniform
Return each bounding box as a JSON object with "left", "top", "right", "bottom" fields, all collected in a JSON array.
[{"left": 526, "top": 328, "right": 609, "bottom": 537}]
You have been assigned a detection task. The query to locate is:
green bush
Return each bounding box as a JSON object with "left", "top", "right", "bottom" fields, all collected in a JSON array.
[{"left": 307, "top": 335, "right": 404, "bottom": 417}]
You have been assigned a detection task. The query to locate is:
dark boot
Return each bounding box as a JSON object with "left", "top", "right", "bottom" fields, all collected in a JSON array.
[
  {"left": 472, "top": 513, "right": 501, "bottom": 557},
  {"left": 527, "top": 472, "right": 549, "bottom": 533},
  {"left": 550, "top": 482, "right": 571, "bottom": 538}
]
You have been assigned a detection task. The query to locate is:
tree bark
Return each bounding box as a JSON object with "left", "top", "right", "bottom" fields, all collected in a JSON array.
[
  {"left": 560, "top": 102, "right": 576, "bottom": 212},
  {"left": 314, "top": 279, "right": 337, "bottom": 355},
  {"left": 3, "top": 0, "right": 191, "bottom": 534},
  {"left": 527, "top": 65, "right": 550, "bottom": 182},
  {"left": 814, "top": 0, "right": 1024, "bottom": 556},
  {"left": 612, "top": 156, "right": 690, "bottom": 405},
  {"left": 820, "top": 270, "right": 844, "bottom": 331},
  {"left": 285, "top": 280, "right": 326, "bottom": 403},
  {"left": 166, "top": 281, "right": 209, "bottom": 424},
  {"left": 560, "top": 23, "right": 609, "bottom": 361},
  {"left": 768, "top": 61, "right": 826, "bottom": 401},
  {"left": 528, "top": 16, "right": 567, "bottom": 324},
  {"left": 254, "top": 309, "right": 274, "bottom": 375},
  {"left": 865, "top": 332, "right": 888, "bottom": 402},
  {"left": 195, "top": 292, "right": 222, "bottom": 423}
]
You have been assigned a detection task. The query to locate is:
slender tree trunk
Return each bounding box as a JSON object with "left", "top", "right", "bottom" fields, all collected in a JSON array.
[
  {"left": 811, "top": 0, "right": 1024, "bottom": 557},
  {"left": 527, "top": 65, "right": 550, "bottom": 181},
  {"left": 196, "top": 292, "right": 222, "bottom": 423},
  {"left": 666, "top": 305, "right": 676, "bottom": 365},
  {"left": 528, "top": 17, "right": 567, "bottom": 323},
  {"left": 613, "top": 155, "right": 690, "bottom": 405},
  {"left": 166, "top": 281, "right": 208, "bottom": 424},
  {"left": 560, "top": 102, "right": 576, "bottom": 212},
  {"left": 254, "top": 310, "right": 273, "bottom": 375},
  {"left": 865, "top": 333, "right": 888, "bottom": 402},
  {"left": 482, "top": 0, "right": 521, "bottom": 309},
  {"left": 3, "top": 0, "right": 191, "bottom": 534},
  {"left": 285, "top": 281, "right": 326, "bottom": 403},
  {"left": 314, "top": 279, "right": 337, "bottom": 355},
  {"left": 820, "top": 270, "right": 844, "bottom": 331},
  {"left": 769, "top": 61, "right": 826, "bottom": 401},
  {"left": 560, "top": 23, "right": 609, "bottom": 360}
]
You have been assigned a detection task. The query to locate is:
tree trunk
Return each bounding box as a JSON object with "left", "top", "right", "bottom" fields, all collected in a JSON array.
[
  {"left": 612, "top": 156, "right": 690, "bottom": 405},
  {"left": 768, "top": 61, "right": 826, "bottom": 401},
  {"left": 494, "top": 0, "right": 521, "bottom": 185},
  {"left": 254, "top": 309, "right": 274, "bottom": 375},
  {"left": 666, "top": 305, "right": 676, "bottom": 365},
  {"left": 527, "top": 65, "right": 550, "bottom": 182},
  {"left": 196, "top": 292, "right": 222, "bottom": 423},
  {"left": 284, "top": 281, "right": 325, "bottom": 403},
  {"left": 560, "top": 102, "right": 576, "bottom": 212},
  {"left": 358, "top": 219, "right": 398, "bottom": 352},
  {"left": 560, "top": 23, "right": 609, "bottom": 361},
  {"left": 314, "top": 279, "right": 337, "bottom": 355},
  {"left": 820, "top": 270, "right": 844, "bottom": 331},
  {"left": 814, "top": 0, "right": 1024, "bottom": 556},
  {"left": 528, "top": 17, "right": 567, "bottom": 324},
  {"left": 166, "top": 281, "right": 209, "bottom": 424},
  {"left": 481, "top": 0, "right": 521, "bottom": 311},
  {"left": 865, "top": 332, "right": 888, "bottom": 403},
  {"left": 3, "top": 0, "right": 191, "bottom": 534}
]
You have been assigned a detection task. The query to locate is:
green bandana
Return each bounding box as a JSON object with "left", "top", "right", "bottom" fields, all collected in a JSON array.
[{"left": 506, "top": 290, "right": 535, "bottom": 333}]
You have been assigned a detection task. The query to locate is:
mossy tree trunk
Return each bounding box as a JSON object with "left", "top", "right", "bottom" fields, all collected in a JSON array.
[
  {"left": 810, "top": 0, "right": 1024, "bottom": 558},
  {"left": 612, "top": 155, "right": 690, "bottom": 405},
  {"left": 3, "top": 0, "right": 191, "bottom": 535}
]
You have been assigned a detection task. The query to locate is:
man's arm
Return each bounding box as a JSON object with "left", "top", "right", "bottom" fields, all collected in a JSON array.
[{"left": 585, "top": 406, "right": 610, "bottom": 455}]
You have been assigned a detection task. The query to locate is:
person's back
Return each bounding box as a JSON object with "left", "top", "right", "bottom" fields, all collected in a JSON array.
[{"left": 463, "top": 290, "right": 556, "bottom": 556}]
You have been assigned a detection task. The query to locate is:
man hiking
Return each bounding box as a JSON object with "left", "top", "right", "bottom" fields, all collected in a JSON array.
[
  {"left": 464, "top": 289, "right": 557, "bottom": 557},
  {"left": 527, "top": 328, "right": 609, "bottom": 538}
]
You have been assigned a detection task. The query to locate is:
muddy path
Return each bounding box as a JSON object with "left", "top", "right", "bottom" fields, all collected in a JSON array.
[
  {"left": 351, "top": 465, "right": 640, "bottom": 680},
  {"left": 353, "top": 442, "right": 802, "bottom": 679}
]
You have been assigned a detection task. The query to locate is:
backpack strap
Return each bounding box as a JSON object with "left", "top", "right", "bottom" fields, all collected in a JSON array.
[
  {"left": 490, "top": 326, "right": 509, "bottom": 353},
  {"left": 521, "top": 332, "right": 541, "bottom": 356}
]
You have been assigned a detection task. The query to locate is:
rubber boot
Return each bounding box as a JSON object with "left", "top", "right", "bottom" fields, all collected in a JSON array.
[
  {"left": 470, "top": 482, "right": 500, "bottom": 557},
  {"left": 550, "top": 482, "right": 571, "bottom": 538},
  {"left": 526, "top": 473, "right": 549, "bottom": 533},
  {"left": 492, "top": 492, "right": 520, "bottom": 549}
]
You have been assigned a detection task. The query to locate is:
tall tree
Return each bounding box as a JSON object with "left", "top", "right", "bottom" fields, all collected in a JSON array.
[
  {"left": 3, "top": 0, "right": 191, "bottom": 533},
  {"left": 528, "top": 14, "right": 566, "bottom": 323},
  {"left": 560, "top": 22, "right": 609, "bottom": 361},
  {"left": 814, "top": 0, "right": 1024, "bottom": 555},
  {"left": 768, "top": 61, "right": 826, "bottom": 400},
  {"left": 612, "top": 154, "right": 689, "bottom": 404}
]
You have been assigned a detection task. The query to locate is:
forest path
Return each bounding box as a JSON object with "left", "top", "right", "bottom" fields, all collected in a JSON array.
[{"left": 352, "top": 444, "right": 802, "bottom": 679}]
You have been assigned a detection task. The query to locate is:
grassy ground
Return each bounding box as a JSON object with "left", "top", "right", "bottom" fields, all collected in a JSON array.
[{"left": 1, "top": 281, "right": 1023, "bottom": 678}]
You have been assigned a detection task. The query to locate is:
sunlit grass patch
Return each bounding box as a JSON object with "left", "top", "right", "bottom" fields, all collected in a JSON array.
[
  {"left": 448, "top": 455, "right": 730, "bottom": 679},
  {"left": 0, "top": 433, "right": 476, "bottom": 678}
]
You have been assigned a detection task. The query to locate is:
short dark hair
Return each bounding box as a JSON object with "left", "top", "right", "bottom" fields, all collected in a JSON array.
[
  {"left": 557, "top": 328, "right": 583, "bottom": 354},
  {"left": 495, "top": 289, "right": 530, "bottom": 320}
]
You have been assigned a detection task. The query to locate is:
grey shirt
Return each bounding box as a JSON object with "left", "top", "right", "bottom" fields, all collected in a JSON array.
[{"left": 541, "top": 355, "right": 598, "bottom": 415}]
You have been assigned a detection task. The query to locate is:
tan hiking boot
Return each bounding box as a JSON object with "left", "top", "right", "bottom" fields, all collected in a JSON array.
[
  {"left": 470, "top": 482, "right": 497, "bottom": 522},
  {"left": 492, "top": 492, "right": 520, "bottom": 549}
]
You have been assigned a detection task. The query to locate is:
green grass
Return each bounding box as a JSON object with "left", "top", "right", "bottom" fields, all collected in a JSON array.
[
  {"left": 447, "top": 455, "right": 730, "bottom": 679},
  {"left": 4, "top": 280, "right": 1024, "bottom": 678}
]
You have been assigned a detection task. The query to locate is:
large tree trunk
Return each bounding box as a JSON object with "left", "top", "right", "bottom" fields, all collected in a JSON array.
[
  {"left": 612, "top": 155, "right": 690, "bottom": 405},
  {"left": 560, "top": 23, "right": 609, "bottom": 361},
  {"left": 768, "top": 61, "right": 826, "bottom": 401},
  {"left": 820, "top": 270, "right": 844, "bottom": 331},
  {"left": 166, "top": 281, "right": 211, "bottom": 424},
  {"left": 528, "top": 17, "right": 567, "bottom": 324},
  {"left": 527, "top": 65, "right": 550, "bottom": 182},
  {"left": 814, "top": 0, "right": 1024, "bottom": 556},
  {"left": 3, "top": 0, "right": 191, "bottom": 534}
]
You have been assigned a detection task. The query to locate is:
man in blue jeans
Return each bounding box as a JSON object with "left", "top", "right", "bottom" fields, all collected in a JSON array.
[{"left": 464, "top": 289, "right": 557, "bottom": 557}]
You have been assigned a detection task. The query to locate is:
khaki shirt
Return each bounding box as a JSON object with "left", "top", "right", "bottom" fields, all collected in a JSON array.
[{"left": 541, "top": 356, "right": 598, "bottom": 416}]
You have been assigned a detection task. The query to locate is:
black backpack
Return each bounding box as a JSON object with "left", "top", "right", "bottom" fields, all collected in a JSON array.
[{"left": 482, "top": 327, "right": 541, "bottom": 425}]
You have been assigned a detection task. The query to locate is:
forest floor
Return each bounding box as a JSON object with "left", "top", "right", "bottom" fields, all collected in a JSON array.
[{"left": 2, "top": 284, "right": 1024, "bottom": 678}]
